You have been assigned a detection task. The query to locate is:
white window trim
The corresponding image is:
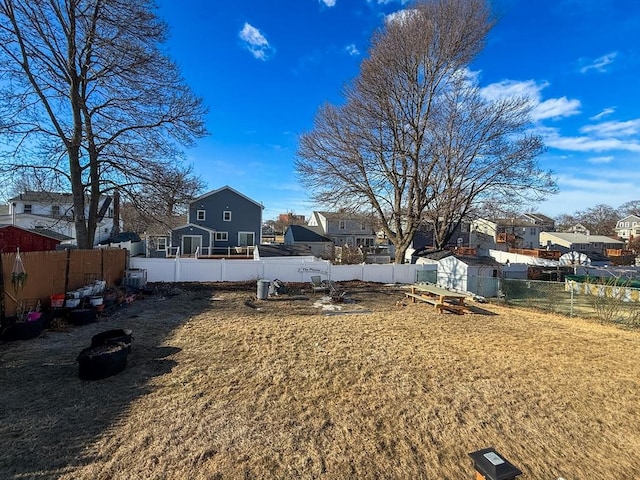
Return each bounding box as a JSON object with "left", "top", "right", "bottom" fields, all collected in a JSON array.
[
  {"left": 223, "top": 210, "right": 232, "bottom": 222},
  {"left": 197, "top": 210, "right": 206, "bottom": 221},
  {"left": 157, "top": 237, "right": 167, "bottom": 251},
  {"left": 215, "top": 231, "right": 228, "bottom": 241}
]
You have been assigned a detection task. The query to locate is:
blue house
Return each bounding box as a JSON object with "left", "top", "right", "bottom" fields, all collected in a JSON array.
[{"left": 171, "top": 186, "right": 263, "bottom": 256}]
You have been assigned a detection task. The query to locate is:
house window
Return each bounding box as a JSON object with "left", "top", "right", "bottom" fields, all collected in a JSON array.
[
  {"left": 530, "top": 228, "right": 536, "bottom": 235},
  {"left": 197, "top": 210, "right": 206, "bottom": 221},
  {"left": 339, "top": 220, "right": 345, "bottom": 229},
  {"left": 51, "top": 205, "right": 60, "bottom": 217},
  {"left": 215, "top": 232, "right": 228, "bottom": 242},
  {"left": 107, "top": 207, "right": 114, "bottom": 218},
  {"left": 24, "top": 204, "right": 32, "bottom": 214},
  {"left": 223, "top": 211, "right": 232, "bottom": 222},
  {"left": 157, "top": 237, "right": 167, "bottom": 251},
  {"left": 361, "top": 222, "right": 367, "bottom": 230}
]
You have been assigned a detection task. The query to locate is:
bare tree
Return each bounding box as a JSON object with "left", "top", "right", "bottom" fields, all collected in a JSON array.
[
  {"left": 619, "top": 200, "right": 640, "bottom": 217},
  {"left": 121, "top": 164, "right": 205, "bottom": 234},
  {"left": 577, "top": 204, "right": 619, "bottom": 235},
  {"left": 0, "top": 0, "right": 206, "bottom": 248},
  {"left": 296, "top": 0, "right": 554, "bottom": 262}
]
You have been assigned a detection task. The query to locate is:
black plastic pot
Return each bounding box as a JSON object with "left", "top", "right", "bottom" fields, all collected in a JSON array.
[
  {"left": 68, "top": 308, "right": 97, "bottom": 326},
  {"left": 91, "top": 328, "right": 133, "bottom": 353},
  {"left": 77, "top": 342, "right": 128, "bottom": 380},
  {"left": 0, "top": 317, "right": 42, "bottom": 341}
]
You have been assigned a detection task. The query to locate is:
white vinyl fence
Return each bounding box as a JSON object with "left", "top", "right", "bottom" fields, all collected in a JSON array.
[{"left": 129, "top": 257, "right": 434, "bottom": 285}]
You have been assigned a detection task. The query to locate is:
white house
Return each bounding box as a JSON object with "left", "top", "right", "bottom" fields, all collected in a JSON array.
[
  {"left": 2, "top": 191, "right": 119, "bottom": 245},
  {"left": 614, "top": 215, "right": 640, "bottom": 241}
]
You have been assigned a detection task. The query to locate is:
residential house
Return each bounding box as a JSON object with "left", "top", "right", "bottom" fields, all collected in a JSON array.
[
  {"left": 284, "top": 224, "right": 334, "bottom": 260},
  {"left": 469, "top": 213, "right": 555, "bottom": 255},
  {"left": 170, "top": 186, "right": 263, "bottom": 256},
  {"left": 614, "top": 215, "right": 640, "bottom": 241},
  {"left": 539, "top": 232, "right": 625, "bottom": 255},
  {"left": 307, "top": 211, "right": 377, "bottom": 248},
  {"left": 1, "top": 191, "right": 118, "bottom": 245}
]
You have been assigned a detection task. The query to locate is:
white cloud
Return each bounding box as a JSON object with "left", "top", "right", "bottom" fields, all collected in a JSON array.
[
  {"left": 479, "top": 79, "right": 581, "bottom": 120},
  {"left": 580, "top": 119, "right": 640, "bottom": 138},
  {"left": 480, "top": 79, "right": 545, "bottom": 103},
  {"left": 319, "top": 0, "right": 336, "bottom": 6},
  {"left": 590, "top": 107, "right": 615, "bottom": 121},
  {"left": 580, "top": 51, "right": 618, "bottom": 74},
  {"left": 385, "top": 8, "right": 417, "bottom": 25},
  {"left": 239, "top": 23, "right": 274, "bottom": 61},
  {"left": 345, "top": 44, "right": 360, "bottom": 56},
  {"left": 587, "top": 156, "right": 614, "bottom": 164},
  {"left": 532, "top": 97, "right": 581, "bottom": 121},
  {"left": 541, "top": 127, "right": 640, "bottom": 153}
]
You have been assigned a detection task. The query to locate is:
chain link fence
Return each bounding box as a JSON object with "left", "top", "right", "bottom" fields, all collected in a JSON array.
[{"left": 501, "top": 278, "right": 640, "bottom": 327}]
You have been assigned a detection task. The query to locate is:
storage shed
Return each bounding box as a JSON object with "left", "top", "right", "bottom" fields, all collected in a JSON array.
[
  {"left": 0, "top": 224, "right": 62, "bottom": 252},
  {"left": 437, "top": 254, "right": 502, "bottom": 298}
]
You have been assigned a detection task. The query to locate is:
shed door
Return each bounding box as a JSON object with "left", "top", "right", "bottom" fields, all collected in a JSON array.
[{"left": 182, "top": 235, "right": 202, "bottom": 255}]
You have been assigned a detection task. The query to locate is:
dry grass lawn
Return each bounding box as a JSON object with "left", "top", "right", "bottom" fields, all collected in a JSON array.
[{"left": 1, "top": 281, "right": 639, "bottom": 479}]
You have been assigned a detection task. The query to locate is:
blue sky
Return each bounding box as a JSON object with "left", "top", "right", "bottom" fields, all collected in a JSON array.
[{"left": 155, "top": 0, "right": 640, "bottom": 221}]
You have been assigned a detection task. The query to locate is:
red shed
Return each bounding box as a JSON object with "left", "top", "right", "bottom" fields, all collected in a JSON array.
[{"left": 0, "top": 224, "right": 62, "bottom": 252}]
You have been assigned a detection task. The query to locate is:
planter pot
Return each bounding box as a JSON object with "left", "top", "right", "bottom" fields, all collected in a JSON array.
[
  {"left": 68, "top": 308, "right": 97, "bottom": 326},
  {"left": 91, "top": 328, "right": 133, "bottom": 353},
  {"left": 77, "top": 342, "right": 128, "bottom": 380},
  {"left": 65, "top": 298, "right": 81, "bottom": 308},
  {"left": 1, "top": 318, "right": 42, "bottom": 341},
  {"left": 89, "top": 295, "right": 104, "bottom": 306},
  {"left": 50, "top": 293, "right": 65, "bottom": 308}
]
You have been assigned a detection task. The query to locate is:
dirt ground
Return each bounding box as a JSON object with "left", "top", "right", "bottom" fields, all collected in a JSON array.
[{"left": 1, "top": 280, "right": 640, "bottom": 479}]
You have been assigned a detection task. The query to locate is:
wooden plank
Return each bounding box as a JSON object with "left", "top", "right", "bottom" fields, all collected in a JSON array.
[{"left": 405, "top": 292, "right": 442, "bottom": 307}]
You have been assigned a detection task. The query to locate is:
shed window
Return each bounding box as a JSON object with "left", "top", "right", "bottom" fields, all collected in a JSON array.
[
  {"left": 223, "top": 211, "right": 232, "bottom": 222},
  {"left": 197, "top": 210, "right": 206, "bottom": 221},
  {"left": 215, "top": 232, "right": 228, "bottom": 241}
]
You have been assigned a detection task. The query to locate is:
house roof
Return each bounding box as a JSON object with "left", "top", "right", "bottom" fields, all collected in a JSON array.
[
  {"left": 28, "top": 227, "right": 73, "bottom": 241},
  {"left": 172, "top": 223, "right": 217, "bottom": 234},
  {"left": 313, "top": 211, "right": 374, "bottom": 222},
  {"left": 521, "top": 212, "right": 555, "bottom": 224},
  {"left": 543, "top": 232, "right": 624, "bottom": 244},
  {"left": 8, "top": 190, "right": 109, "bottom": 204},
  {"left": 287, "top": 224, "right": 332, "bottom": 243},
  {"left": 191, "top": 185, "right": 263, "bottom": 209},
  {"left": 617, "top": 214, "right": 640, "bottom": 223},
  {"left": 256, "top": 244, "right": 314, "bottom": 258},
  {"left": 8, "top": 191, "right": 74, "bottom": 203}
]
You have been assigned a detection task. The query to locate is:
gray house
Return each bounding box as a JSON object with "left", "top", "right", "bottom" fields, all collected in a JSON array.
[
  {"left": 307, "top": 211, "right": 377, "bottom": 248},
  {"left": 171, "top": 186, "right": 263, "bottom": 256}
]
